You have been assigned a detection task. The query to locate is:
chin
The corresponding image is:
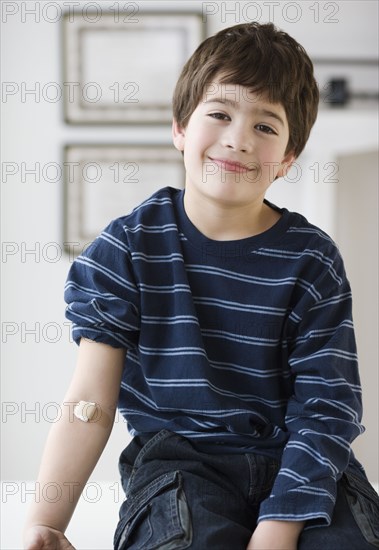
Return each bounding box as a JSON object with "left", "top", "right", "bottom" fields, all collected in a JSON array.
[{"left": 206, "top": 188, "right": 253, "bottom": 206}]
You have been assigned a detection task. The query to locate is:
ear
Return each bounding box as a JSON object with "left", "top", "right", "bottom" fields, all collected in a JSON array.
[
  {"left": 172, "top": 119, "right": 186, "bottom": 152},
  {"left": 276, "top": 150, "right": 296, "bottom": 178}
]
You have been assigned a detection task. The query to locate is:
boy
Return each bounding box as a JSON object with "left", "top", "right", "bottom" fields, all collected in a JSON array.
[{"left": 24, "top": 22, "right": 379, "bottom": 550}]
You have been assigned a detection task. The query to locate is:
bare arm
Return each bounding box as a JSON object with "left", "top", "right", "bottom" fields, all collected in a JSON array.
[
  {"left": 23, "top": 339, "right": 125, "bottom": 546},
  {"left": 247, "top": 520, "right": 305, "bottom": 550}
]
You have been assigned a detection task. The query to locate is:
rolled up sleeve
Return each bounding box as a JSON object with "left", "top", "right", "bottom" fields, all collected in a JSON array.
[{"left": 64, "top": 219, "right": 140, "bottom": 350}]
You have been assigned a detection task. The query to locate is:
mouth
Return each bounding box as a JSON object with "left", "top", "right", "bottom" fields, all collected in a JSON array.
[{"left": 208, "top": 157, "right": 254, "bottom": 173}]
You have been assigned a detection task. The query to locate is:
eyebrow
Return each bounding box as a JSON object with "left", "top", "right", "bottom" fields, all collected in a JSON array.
[{"left": 203, "top": 97, "right": 285, "bottom": 127}]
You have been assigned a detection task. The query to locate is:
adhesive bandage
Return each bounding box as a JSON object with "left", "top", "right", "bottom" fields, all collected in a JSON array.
[{"left": 74, "top": 401, "right": 97, "bottom": 422}]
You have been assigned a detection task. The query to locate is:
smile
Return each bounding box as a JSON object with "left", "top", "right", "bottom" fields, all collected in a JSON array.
[{"left": 208, "top": 157, "right": 254, "bottom": 173}]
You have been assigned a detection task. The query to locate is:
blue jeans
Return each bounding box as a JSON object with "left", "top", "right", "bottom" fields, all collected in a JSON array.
[{"left": 114, "top": 430, "right": 379, "bottom": 549}]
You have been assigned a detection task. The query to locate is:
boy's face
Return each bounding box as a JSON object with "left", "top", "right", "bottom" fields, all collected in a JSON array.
[{"left": 172, "top": 80, "right": 296, "bottom": 208}]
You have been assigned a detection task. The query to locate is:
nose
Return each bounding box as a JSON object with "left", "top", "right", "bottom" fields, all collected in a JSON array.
[{"left": 221, "top": 121, "right": 253, "bottom": 153}]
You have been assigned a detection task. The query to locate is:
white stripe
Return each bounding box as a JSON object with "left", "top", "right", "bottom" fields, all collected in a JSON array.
[
  {"left": 253, "top": 248, "right": 342, "bottom": 285},
  {"left": 131, "top": 196, "right": 173, "bottom": 213},
  {"left": 298, "top": 429, "right": 351, "bottom": 451},
  {"left": 210, "top": 359, "right": 285, "bottom": 379},
  {"left": 120, "top": 383, "right": 270, "bottom": 420},
  {"left": 289, "top": 348, "right": 358, "bottom": 366},
  {"left": 305, "top": 398, "right": 361, "bottom": 422},
  {"left": 288, "top": 487, "right": 335, "bottom": 502},
  {"left": 259, "top": 512, "right": 331, "bottom": 522},
  {"left": 186, "top": 264, "right": 322, "bottom": 300},
  {"left": 193, "top": 296, "right": 287, "bottom": 316},
  {"left": 202, "top": 328, "right": 280, "bottom": 346},
  {"left": 64, "top": 281, "right": 118, "bottom": 301},
  {"left": 294, "top": 321, "right": 354, "bottom": 344},
  {"left": 75, "top": 256, "right": 138, "bottom": 293},
  {"left": 125, "top": 223, "right": 178, "bottom": 234},
  {"left": 141, "top": 315, "right": 199, "bottom": 325},
  {"left": 297, "top": 375, "right": 362, "bottom": 392},
  {"left": 285, "top": 441, "right": 339, "bottom": 475},
  {"left": 287, "top": 225, "right": 334, "bottom": 244},
  {"left": 289, "top": 311, "right": 302, "bottom": 323},
  {"left": 310, "top": 292, "right": 352, "bottom": 311},
  {"left": 131, "top": 252, "right": 183, "bottom": 263},
  {"left": 138, "top": 283, "right": 191, "bottom": 294},
  {"left": 138, "top": 345, "right": 207, "bottom": 357},
  {"left": 99, "top": 231, "right": 130, "bottom": 254},
  {"left": 91, "top": 300, "right": 138, "bottom": 331},
  {"left": 66, "top": 307, "right": 98, "bottom": 325},
  {"left": 146, "top": 377, "right": 286, "bottom": 407},
  {"left": 278, "top": 468, "right": 310, "bottom": 484}
]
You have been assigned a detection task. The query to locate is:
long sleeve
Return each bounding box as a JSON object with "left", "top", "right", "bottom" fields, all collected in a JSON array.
[{"left": 258, "top": 244, "right": 364, "bottom": 527}]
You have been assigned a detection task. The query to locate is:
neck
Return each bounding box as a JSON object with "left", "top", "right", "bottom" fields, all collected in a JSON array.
[{"left": 183, "top": 188, "right": 281, "bottom": 241}]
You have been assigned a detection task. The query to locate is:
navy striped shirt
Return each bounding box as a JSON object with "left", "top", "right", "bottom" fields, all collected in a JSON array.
[{"left": 65, "top": 186, "right": 364, "bottom": 526}]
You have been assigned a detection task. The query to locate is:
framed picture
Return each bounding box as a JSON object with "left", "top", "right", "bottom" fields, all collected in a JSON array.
[
  {"left": 62, "top": 11, "right": 205, "bottom": 124},
  {"left": 63, "top": 144, "right": 185, "bottom": 252}
]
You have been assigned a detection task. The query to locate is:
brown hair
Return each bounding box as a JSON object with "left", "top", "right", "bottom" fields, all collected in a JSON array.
[{"left": 172, "top": 22, "right": 319, "bottom": 158}]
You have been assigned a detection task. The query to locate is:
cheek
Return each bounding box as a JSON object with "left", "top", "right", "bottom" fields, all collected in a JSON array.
[
  {"left": 260, "top": 143, "right": 287, "bottom": 165},
  {"left": 185, "top": 133, "right": 210, "bottom": 161},
  {"left": 258, "top": 149, "right": 285, "bottom": 181}
]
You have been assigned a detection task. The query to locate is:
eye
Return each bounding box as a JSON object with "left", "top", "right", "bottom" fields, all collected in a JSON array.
[
  {"left": 255, "top": 124, "right": 277, "bottom": 135},
  {"left": 208, "top": 112, "right": 230, "bottom": 121}
]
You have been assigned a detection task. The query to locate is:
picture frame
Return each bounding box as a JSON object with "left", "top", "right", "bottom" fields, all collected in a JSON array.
[
  {"left": 62, "top": 11, "right": 205, "bottom": 124},
  {"left": 63, "top": 144, "right": 185, "bottom": 252}
]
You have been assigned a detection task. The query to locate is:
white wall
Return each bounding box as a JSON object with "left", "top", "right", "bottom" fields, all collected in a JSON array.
[
  {"left": 334, "top": 150, "right": 379, "bottom": 479},
  {"left": 1, "top": 0, "right": 378, "bottom": 535}
]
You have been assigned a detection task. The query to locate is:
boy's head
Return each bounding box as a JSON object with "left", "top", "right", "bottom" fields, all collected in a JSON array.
[{"left": 173, "top": 22, "right": 319, "bottom": 158}]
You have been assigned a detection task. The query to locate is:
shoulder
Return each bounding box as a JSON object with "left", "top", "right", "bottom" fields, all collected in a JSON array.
[
  {"left": 281, "top": 210, "right": 349, "bottom": 298},
  {"left": 107, "top": 186, "right": 181, "bottom": 232},
  {"left": 283, "top": 209, "right": 343, "bottom": 262},
  {"left": 270, "top": 211, "right": 354, "bottom": 321},
  {"left": 266, "top": 199, "right": 339, "bottom": 257},
  {"left": 84, "top": 187, "right": 181, "bottom": 253},
  {"left": 262, "top": 204, "right": 347, "bottom": 297},
  {"left": 285, "top": 210, "right": 336, "bottom": 249}
]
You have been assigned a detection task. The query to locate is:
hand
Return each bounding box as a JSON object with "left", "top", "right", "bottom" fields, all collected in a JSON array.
[
  {"left": 23, "top": 525, "right": 75, "bottom": 550},
  {"left": 246, "top": 520, "right": 304, "bottom": 550}
]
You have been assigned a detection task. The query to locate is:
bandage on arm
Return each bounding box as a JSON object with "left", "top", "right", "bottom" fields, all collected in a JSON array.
[{"left": 74, "top": 400, "right": 97, "bottom": 422}]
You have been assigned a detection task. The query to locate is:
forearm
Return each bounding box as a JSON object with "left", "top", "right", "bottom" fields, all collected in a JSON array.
[
  {"left": 248, "top": 520, "right": 305, "bottom": 550},
  {"left": 25, "top": 339, "right": 125, "bottom": 534},
  {"left": 25, "top": 399, "right": 115, "bottom": 532}
]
